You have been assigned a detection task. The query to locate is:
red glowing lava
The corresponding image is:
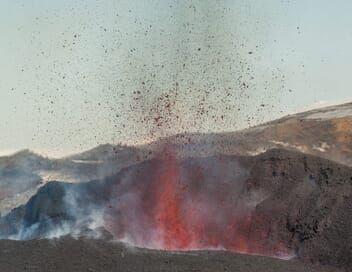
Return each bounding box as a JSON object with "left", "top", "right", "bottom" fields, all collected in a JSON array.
[
  {"left": 153, "top": 151, "right": 191, "bottom": 249},
  {"left": 104, "top": 145, "right": 291, "bottom": 258}
]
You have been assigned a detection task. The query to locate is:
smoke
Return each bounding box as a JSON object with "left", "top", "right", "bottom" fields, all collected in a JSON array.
[
  {"left": 0, "top": 150, "right": 48, "bottom": 216},
  {"left": 101, "top": 147, "right": 290, "bottom": 257},
  {"left": 0, "top": 147, "right": 295, "bottom": 260},
  {"left": 0, "top": 179, "right": 109, "bottom": 241},
  {"left": 117, "top": 0, "right": 285, "bottom": 144}
]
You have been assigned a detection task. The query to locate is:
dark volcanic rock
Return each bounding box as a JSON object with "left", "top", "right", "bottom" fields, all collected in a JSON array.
[
  {"left": 0, "top": 148, "right": 351, "bottom": 270},
  {"left": 0, "top": 237, "right": 341, "bottom": 272},
  {"left": 240, "top": 149, "right": 352, "bottom": 270}
]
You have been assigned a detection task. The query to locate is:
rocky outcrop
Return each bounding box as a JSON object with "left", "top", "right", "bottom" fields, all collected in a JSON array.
[{"left": 1, "top": 148, "right": 351, "bottom": 270}]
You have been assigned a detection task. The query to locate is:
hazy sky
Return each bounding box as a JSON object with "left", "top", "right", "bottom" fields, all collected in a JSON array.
[{"left": 0, "top": 0, "right": 351, "bottom": 157}]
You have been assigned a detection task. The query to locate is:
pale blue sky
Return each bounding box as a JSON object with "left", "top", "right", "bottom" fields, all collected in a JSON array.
[{"left": 0, "top": 0, "right": 351, "bottom": 156}]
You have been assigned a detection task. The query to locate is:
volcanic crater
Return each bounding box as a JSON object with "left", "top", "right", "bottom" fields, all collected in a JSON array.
[{"left": 1, "top": 147, "right": 352, "bottom": 271}]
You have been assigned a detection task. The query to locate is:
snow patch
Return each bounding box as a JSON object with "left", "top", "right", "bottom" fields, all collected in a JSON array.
[
  {"left": 305, "top": 107, "right": 352, "bottom": 120},
  {"left": 270, "top": 141, "right": 307, "bottom": 153},
  {"left": 72, "top": 159, "right": 104, "bottom": 164},
  {"left": 312, "top": 142, "right": 331, "bottom": 153}
]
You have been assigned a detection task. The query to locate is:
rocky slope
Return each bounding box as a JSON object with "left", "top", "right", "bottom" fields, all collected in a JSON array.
[
  {"left": 0, "top": 237, "right": 341, "bottom": 272},
  {"left": 1, "top": 102, "right": 351, "bottom": 214},
  {"left": 1, "top": 149, "right": 351, "bottom": 270},
  {"left": 0, "top": 146, "right": 147, "bottom": 215},
  {"left": 145, "top": 102, "right": 352, "bottom": 166}
]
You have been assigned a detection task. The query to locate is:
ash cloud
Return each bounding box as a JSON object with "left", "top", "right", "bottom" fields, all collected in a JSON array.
[{"left": 120, "top": 0, "right": 286, "bottom": 143}]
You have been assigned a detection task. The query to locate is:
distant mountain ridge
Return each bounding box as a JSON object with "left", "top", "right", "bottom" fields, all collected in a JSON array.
[
  {"left": 0, "top": 102, "right": 351, "bottom": 214},
  {"left": 142, "top": 101, "right": 352, "bottom": 165}
]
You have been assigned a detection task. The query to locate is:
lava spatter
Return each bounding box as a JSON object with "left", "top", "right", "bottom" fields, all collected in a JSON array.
[
  {"left": 152, "top": 150, "right": 191, "bottom": 249},
  {"left": 104, "top": 144, "right": 290, "bottom": 257}
]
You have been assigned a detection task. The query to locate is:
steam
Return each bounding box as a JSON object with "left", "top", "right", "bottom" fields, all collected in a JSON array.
[
  {"left": 0, "top": 147, "right": 295, "bottom": 261},
  {"left": 102, "top": 149, "right": 289, "bottom": 257},
  {"left": 0, "top": 151, "right": 46, "bottom": 216}
]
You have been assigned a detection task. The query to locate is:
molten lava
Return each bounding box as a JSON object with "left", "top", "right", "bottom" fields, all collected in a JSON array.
[
  {"left": 104, "top": 146, "right": 290, "bottom": 258},
  {"left": 153, "top": 152, "right": 191, "bottom": 249}
]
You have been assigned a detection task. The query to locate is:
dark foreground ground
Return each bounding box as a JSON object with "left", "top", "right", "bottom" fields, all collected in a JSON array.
[{"left": 0, "top": 237, "right": 342, "bottom": 272}]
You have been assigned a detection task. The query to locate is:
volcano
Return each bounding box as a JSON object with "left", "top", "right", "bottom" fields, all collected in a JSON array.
[
  {"left": 103, "top": 148, "right": 290, "bottom": 257},
  {"left": 1, "top": 102, "right": 351, "bottom": 215},
  {"left": 1, "top": 148, "right": 352, "bottom": 270},
  {"left": 0, "top": 103, "right": 351, "bottom": 271}
]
